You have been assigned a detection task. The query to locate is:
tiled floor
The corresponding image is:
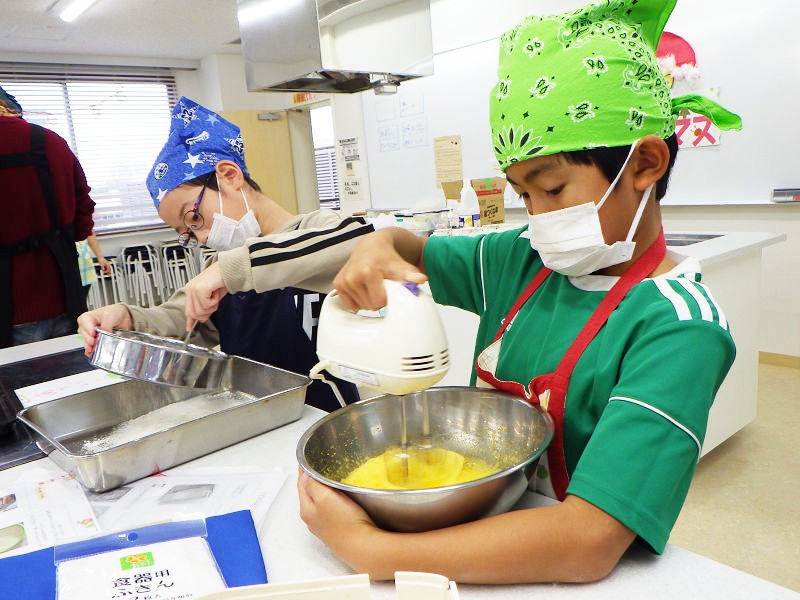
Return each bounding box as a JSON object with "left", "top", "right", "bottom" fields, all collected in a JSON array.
[{"left": 669, "top": 362, "right": 800, "bottom": 592}]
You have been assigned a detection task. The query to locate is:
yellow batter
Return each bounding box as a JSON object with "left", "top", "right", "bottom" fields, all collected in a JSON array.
[{"left": 343, "top": 447, "right": 498, "bottom": 490}]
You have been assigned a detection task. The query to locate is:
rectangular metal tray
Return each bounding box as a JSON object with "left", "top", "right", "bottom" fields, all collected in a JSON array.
[{"left": 18, "top": 356, "right": 310, "bottom": 492}]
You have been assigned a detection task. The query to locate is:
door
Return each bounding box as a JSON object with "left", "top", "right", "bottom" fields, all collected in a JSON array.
[{"left": 220, "top": 110, "right": 298, "bottom": 214}]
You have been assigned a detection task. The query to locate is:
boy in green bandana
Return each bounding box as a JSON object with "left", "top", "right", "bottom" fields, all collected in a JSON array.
[{"left": 298, "top": 0, "right": 741, "bottom": 583}]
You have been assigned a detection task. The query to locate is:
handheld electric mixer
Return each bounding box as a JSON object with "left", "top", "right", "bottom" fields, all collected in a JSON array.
[{"left": 310, "top": 280, "right": 458, "bottom": 485}]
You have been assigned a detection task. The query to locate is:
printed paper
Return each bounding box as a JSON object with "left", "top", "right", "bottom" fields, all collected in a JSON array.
[
  {"left": 57, "top": 537, "right": 226, "bottom": 600},
  {"left": 92, "top": 467, "right": 287, "bottom": 531},
  {"left": 0, "top": 467, "right": 99, "bottom": 558},
  {"left": 15, "top": 369, "right": 124, "bottom": 408}
]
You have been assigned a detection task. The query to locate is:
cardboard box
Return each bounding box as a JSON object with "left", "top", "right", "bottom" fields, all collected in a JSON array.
[
  {"left": 441, "top": 178, "right": 506, "bottom": 225},
  {"left": 471, "top": 177, "right": 506, "bottom": 224}
]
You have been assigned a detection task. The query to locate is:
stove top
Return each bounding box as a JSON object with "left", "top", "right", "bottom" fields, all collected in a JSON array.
[
  {"left": 0, "top": 348, "right": 95, "bottom": 471},
  {"left": 0, "top": 420, "right": 44, "bottom": 470}
]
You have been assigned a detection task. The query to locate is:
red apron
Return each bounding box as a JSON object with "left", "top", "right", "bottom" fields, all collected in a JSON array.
[{"left": 475, "top": 229, "right": 667, "bottom": 500}]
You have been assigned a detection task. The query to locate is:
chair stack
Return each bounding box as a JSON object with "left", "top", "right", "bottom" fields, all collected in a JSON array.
[
  {"left": 86, "top": 254, "right": 122, "bottom": 310},
  {"left": 118, "top": 244, "right": 167, "bottom": 307},
  {"left": 86, "top": 242, "right": 211, "bottom": 309},
  {"left": 160, "top": 241, "right": 200, "bottom": 294}
]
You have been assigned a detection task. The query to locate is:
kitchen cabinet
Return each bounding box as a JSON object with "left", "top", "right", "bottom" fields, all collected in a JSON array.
[{"left": 434, "top": 230, "right": 786, "bottom": 456}]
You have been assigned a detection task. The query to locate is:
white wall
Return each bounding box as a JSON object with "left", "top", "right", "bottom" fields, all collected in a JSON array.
[
  {"left": 330, "top": 93, "right": 373, "bottom": 215},
  {"left": 360, "top": 0, "right": 800, "bottom": 208}
]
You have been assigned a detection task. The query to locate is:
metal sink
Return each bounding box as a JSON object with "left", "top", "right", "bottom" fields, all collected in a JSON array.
[{"left": 664, "top": 233, "right": 723, "bottom": 247}]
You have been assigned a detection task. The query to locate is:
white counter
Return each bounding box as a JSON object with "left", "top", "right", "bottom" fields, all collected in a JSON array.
[
  {"left": 0, "top": 333, "right": 86, "bottom": 365},
  {"left": 1, "top": 405, "right": 796, "bottom": 599},
  {"left": 0, "top": 336, "right": 798, "bottom": 598}
]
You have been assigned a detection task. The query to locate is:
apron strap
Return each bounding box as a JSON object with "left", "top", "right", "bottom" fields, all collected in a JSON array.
[
  {"left": 544, "top": 229, "right": 667, "bottom": 499},
  {"left": 550, "top": 229, "right": 667, "bottom": 391},
  {"left": 491, "top": 265, "right": 552, "bottom": 342},
  {"left": 0, "top": 256, "right": 12, "bottom": 348}
]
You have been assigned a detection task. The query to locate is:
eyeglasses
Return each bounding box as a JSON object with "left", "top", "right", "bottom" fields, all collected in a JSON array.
[{"left": 177, "top": 185, "right": 206, "bottom": 248}]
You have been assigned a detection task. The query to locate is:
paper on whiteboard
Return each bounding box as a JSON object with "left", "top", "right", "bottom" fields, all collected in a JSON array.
[{"left": 434, "top": 135, "right": 463, "bottom": 185}]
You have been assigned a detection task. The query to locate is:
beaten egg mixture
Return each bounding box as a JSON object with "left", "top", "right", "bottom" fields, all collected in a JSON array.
[{"left": 343, "top": 447, "right": 498, "bottom": 490}]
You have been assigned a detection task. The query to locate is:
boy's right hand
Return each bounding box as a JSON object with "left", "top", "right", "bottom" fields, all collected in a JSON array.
[
  {"left": 332, "top": 229, "right": 427, "bottom": 311},
  {"left": 182, "top": 262, "right": 228, "bottom": 332},
  {"left": 76, "top": 304, "right": 133, "bottom": 357}
]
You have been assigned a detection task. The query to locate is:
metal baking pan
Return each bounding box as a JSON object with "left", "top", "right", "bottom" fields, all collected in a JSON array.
[
  {"left": 90, "top": 329, "right": 229, "bottom": 390},
  {"left": 17, "top": 356, "right": 311, "bottom": 492}
]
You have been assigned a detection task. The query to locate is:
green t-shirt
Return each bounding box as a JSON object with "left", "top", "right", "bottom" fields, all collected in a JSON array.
[{"left": 424, "top": 227, "right": 735, "bottom": 552}]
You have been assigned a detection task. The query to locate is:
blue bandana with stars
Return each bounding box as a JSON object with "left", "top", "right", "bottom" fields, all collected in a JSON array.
[{"left": 146, "top": 96, "right": 249, "bottom": 208}]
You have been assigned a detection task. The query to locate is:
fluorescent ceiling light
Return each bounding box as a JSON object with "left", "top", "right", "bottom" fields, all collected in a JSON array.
[{"left": 50, "top": 0, "right": 100, "bottom": 23}]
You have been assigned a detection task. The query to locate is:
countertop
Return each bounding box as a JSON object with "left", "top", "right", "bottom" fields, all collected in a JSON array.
[
  {"left": 1, "top": 337, "right": 798, "bottom": 598},
  {"left": 434, "top": 218, "right": 786, "bottom": 270},
  {"left": 660, "top": 230, "right": 786, "bottom": 268}
]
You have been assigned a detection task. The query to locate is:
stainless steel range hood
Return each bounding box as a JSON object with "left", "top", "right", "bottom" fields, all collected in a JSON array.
[{"left": 236, "top": 0, "right": 433, "bottom": 94}]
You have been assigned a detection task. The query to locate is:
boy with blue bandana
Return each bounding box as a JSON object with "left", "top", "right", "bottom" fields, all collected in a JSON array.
[
  {"left": 298, "top": 0, "right": 741, "bottom": 582},
  {"left": 78, "top": 97, "right": 375, "bottom": 411}
]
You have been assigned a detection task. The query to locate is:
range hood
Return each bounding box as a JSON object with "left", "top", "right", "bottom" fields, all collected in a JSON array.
[{"left": 236, "top": 0, "right": 434, "bottom": 94}]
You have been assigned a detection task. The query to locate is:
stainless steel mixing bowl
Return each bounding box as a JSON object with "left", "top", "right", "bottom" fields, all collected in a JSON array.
[
  {"left": 90, "top": 329, "right": 229, "bottom": 389},
  {"left": 297, "top": 387, "right": 554, "bottom": 532}
]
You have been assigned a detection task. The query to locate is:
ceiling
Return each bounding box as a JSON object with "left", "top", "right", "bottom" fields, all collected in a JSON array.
[{"left": 0, "top": 0, "right": 243, "bottom": 65}]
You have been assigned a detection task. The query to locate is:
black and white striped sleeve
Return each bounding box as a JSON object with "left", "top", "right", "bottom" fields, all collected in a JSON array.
[{"left": 217, "top": 211, "right": 375, "bottom": 294}]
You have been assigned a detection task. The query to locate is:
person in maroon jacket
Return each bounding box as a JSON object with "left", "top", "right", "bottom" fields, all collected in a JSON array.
[{"left": 0, "top": 86, "right": 95, "bottom": 347}]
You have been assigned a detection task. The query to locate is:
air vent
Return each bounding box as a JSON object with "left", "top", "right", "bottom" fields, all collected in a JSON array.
[{"left": 400, "top": 348, "right": 449, "bottom": 372}]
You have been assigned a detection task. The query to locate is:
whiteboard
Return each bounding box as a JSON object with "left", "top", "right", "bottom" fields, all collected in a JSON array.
[{"left": 361, "top": 0, "right": 800, "bottom": 208}]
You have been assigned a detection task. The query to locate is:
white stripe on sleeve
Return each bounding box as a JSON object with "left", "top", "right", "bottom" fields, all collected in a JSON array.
[
  {"left": 654, "top": 279, "right": 692, "bottom": 321},
  {"left": 610, "top": 396, "right": 702, "bottom": 458},
  {"left": 675, "top": 277, "right": 713, "bottom": 322},
  {"left": 697, "top": 282, "right": 728, "bottom": 330},
  {"left": 479, "top": 236, "right": 487, "bottom": 313}
]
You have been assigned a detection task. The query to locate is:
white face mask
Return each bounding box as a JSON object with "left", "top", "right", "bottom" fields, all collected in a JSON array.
[
  {"left": 528, "top": 141, "right": 653, "bottom": 277},
  {"left": 205, "top": 178, "right": 261, "bottom": 251}
]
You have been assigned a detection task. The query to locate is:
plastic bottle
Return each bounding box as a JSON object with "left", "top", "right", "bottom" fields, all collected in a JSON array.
[
  {"left": 446, "top": 199, "right": 461, "bottom": 229},
  {"left": 459, "top": 179, "right": 481, "bottom": 228}
]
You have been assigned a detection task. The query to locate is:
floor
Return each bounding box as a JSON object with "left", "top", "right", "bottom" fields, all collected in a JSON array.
[{"left": 668, "top": 361, "right": 800, "bottom": 593}]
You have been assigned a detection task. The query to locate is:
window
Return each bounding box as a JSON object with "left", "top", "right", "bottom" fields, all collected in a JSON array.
[
  {"left": 310, "top": 105, "right": 340, "bottom": 210},
  {"left": 314, "top": 145, "right": 339, "bottom": 209},
  {"left": 1, "top": 65, "right": 177, "bottom": 233}
]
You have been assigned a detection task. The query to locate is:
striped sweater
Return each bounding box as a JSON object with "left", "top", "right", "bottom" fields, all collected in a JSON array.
[{"left": 128, "top": 209, "right": 374, "bottom": 345}]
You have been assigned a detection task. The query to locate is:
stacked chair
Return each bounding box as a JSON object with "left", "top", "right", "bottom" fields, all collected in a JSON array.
[
  {"left": 118, "top": 244, "right": 166, "bottom": 307},
  {"left": 159, "top": 241, "right": 200, "bottom": 295},
  {"left": 86, "top": 242, "right": 210, "bottom": 309},
  {"left": 86, "top": 254, "right": 122, "bottom": 310}
]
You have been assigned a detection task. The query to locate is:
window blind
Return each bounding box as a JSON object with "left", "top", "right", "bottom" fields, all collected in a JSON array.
[
  {"left": 1, "top": 65, "right": 177, "bottom": 233},
  {"left": 315, "top": 145, "right": 340, "bottom": 210}
]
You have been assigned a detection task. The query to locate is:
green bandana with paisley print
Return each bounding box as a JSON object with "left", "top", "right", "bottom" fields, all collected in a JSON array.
[{"left": 489, "top": 0, "right": 742, "bottom": 171}]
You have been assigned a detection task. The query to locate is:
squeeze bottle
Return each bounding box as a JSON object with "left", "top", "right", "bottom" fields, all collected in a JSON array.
[{"left": 459, "top": 179, "right": 481, "bottom": 228}]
